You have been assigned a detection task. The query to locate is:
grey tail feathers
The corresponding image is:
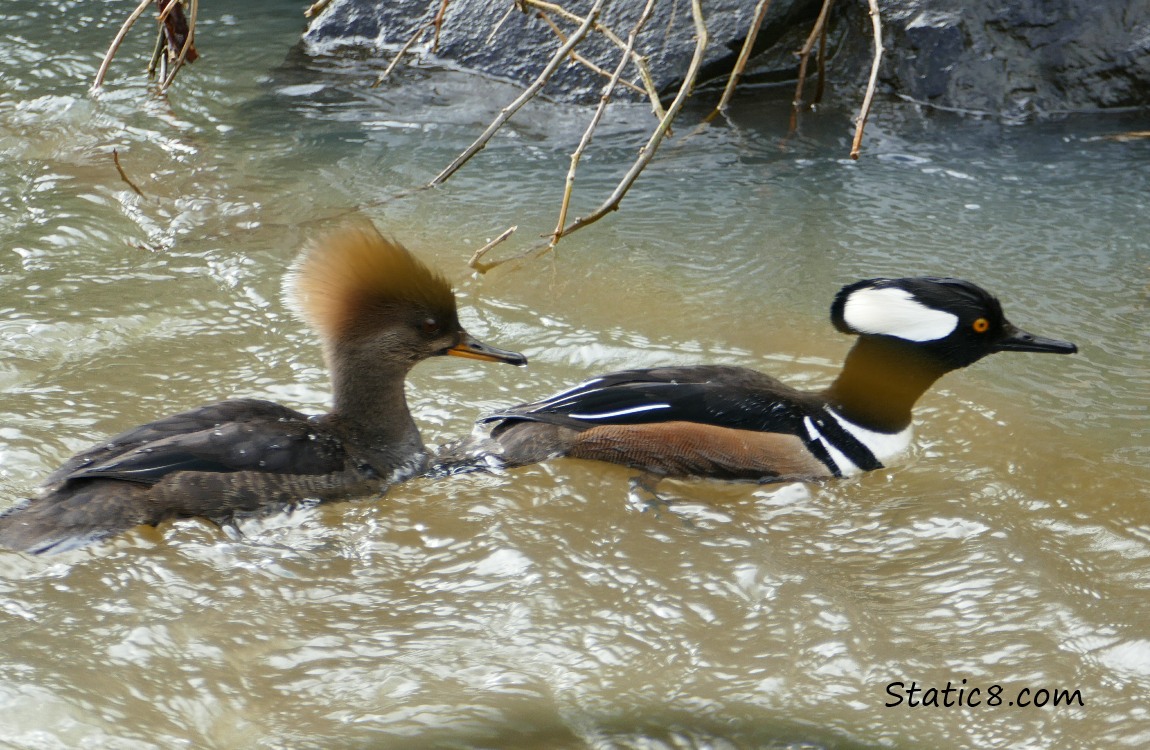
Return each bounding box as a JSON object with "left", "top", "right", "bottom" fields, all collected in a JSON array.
[{"left": 0, "top": 483, "right": 153, "bottom": 555}]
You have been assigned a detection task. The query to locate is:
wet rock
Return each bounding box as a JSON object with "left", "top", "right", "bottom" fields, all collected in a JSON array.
[
  {"left": 301, "top": 0, "right": 823, "bottom": 103},
  {"left": 846, "top": 0, "right": 1150, "bottom": 120},
  {"left": 303, "top": 0, "right": 1150, "bottom": 119}
]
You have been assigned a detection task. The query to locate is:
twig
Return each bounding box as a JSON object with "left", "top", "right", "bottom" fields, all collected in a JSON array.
[
  {"left": 469, "top": 226, "right": 517, "bottom": 271},
  {"left": 112, "top": 150, "right": 147, "bottom": 198},
  {"left": 789, "top": 0, "right": 834, "bottom": 132},
  {"left": 373, "top": 23, "right": 431, "bottom": 87},
  {"left": 849, "top": 0, "right": 883, "bottom": 159},
  {"left": 552, "top": 0, "right": 708, "bottom": 241},
  {"left": 707, "top": 0, "right": 772, "bottom": 120},
  {"left": 552, "top": 0, "right": 657, "bottom": 245},
  {"left": 485, "top": 4, "right": 517, "bottom": 44},
  {"left": 304, "top": 0, "right": 334, "bottom": 18},
  {"left": 518, "top": 0, "right": 665, "bottom": 119},
  {"left": 430, "top": 0, "right": 451, "bottom": 52},
  {"left": 814, "top": 9, "right": 828, "bottom": 103},
  {"left": 428, "top": 0, "right": 608, "bottom": 187},
  {"left": 535, "top": 10, "right": 647, "bottom": 97},
  {"left": 92, "top": 0, "right": 152, "bottom": 90},
  {"left": 159, "top": 0, "right": 199, "bottom": 91}
]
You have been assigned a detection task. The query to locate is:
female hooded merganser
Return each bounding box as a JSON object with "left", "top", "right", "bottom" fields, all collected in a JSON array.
[
  {"left": 442, "top": 277, "right": 1076, "bottom": 484},
  {"left": 0, "top": 224, "right": 525, "bottom": 554}
]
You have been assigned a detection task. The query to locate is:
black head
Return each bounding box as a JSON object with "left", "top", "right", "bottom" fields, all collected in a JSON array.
[{"left": 830, "top": 277, "right": 1078, "bottom": 369}]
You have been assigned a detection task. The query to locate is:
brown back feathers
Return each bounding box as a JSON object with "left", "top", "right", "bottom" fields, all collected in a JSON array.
[{"left": 290, "top": 224, "right": 456, "bottom": 339}]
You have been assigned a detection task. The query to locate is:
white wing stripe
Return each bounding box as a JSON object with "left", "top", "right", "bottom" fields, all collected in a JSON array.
[{"left": 567, "top": 403, "right": 672, "bottom": 420}]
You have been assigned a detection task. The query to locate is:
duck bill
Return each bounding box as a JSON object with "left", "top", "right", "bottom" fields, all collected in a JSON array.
[
  {"left": 994, "top": 323, "right": 1078, "bottom": 355},
  {"left": 446, "top": 332, "right": 528, "bottom": 366}
]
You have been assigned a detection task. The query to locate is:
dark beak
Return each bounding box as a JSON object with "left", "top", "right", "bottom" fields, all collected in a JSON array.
[
  {"left": 446, "top": 332, "right": 527, "bottom": 366},
  {"left": 994, "top": 322, "right": 1078, "bottom": 355}
]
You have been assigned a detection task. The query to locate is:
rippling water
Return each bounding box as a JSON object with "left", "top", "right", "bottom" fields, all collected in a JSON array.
[{"left": 1, "top": 1, "right": 1148, "bottom": 748}]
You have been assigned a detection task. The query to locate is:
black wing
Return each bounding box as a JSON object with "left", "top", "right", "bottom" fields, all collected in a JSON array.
[
  {"left": 484, "top": 365, "right": 883, "bottom": 476},
  {"left": 484, "top": 365, "right": 817, "bottom": 434},
  {"left": 46, "top": 399, "right": 348, "bottom": 488}
]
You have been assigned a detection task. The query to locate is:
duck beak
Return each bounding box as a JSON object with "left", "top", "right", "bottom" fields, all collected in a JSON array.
[
  {"left": 446, "top": 332, "right": 528, "bottom": 366},
  {"left": 994, "top": 322, "right": 1078, "bottom": 355}
]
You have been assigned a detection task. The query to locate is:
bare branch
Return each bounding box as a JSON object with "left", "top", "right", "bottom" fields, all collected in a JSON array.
[
  {"left": 789, "top": 0, "right": 834, "bottom": 131},
  {"left": 708, "top": 0, "right": 772, "bottom": 120},
  {"left": 92, "top": 0, "right": 152, "bottom": 91},
  {"left": 428, "top": 0, "right": 608, "bottom": 187},
  {"left": 485, "top": 4, "right": 518, "bottom": 45},
  {"left": 850, "top": 0, "right": 883, "bottom": 159},
  {"left": 554, "top": 0, "right": 708, "bottom": 239},
  {"left": 159, "top": 0, "right": 199, "bottom": 92},
  {"left": 469, "top": 226, "right": 518, "bottom": 271},
  {"left": 373, "top": 23, "right": 432, "bottom": 87},
  {"left": 536, "top": 10, "right": 647, "bottom": 97},
  {"left": 552, "top": 0, "right": 658, "bottom": 245},
  {"left": 112, "top": 149, "right": 146, "bottom": 198},
  {"left": 430, "top": 0, "right": 451, "bottom": 52},
  {"left": 518, "top": 0, "right": 665, "bottom": 119},
  {"left": 304, "top": 0, "right": 334, "bottom": 18}
]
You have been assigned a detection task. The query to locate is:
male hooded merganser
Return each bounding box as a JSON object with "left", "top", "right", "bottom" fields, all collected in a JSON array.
[
  {"left": 441, "top": 277, "right": 1076, "bottom": 484},
  {"left": 0, "top": 224, "right": 526, "bottom": 554}
]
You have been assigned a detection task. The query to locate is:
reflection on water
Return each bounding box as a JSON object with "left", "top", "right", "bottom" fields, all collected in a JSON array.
[{"left": 1, "top": 1, "right": 1149, "bottom": 748}]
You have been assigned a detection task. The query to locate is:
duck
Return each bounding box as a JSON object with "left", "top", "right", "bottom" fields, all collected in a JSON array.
[
  {"left": 0, "top": 223, "right": 526, "bottom": 554},
  {"left": 438, "top": 277, "right": 1076, "bottom": 485}
]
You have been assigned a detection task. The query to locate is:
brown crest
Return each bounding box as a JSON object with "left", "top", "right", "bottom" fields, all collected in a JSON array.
[{"left": 289, "top": 223, "right": 456, "bottom": 338}]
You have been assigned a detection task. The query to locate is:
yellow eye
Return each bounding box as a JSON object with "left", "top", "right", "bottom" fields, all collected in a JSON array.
[{"left": 972, "top": 318, "right": 990, "bottom": 333}]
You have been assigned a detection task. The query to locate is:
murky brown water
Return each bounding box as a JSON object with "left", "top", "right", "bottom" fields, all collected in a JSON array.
[{"left": 2, "top": 2, "right": 1148, "bottom": 748}]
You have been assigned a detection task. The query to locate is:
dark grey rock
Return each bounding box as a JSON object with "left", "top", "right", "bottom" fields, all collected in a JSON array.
[
  {"left": 853, "top": 0, "right": 1150, "bottom": 120},
  {"left": 301, "top": 0, "right": 822, "bottom": 103},
  {"left": 302, "top": 0, "right": 1150, "bottom": 119}
]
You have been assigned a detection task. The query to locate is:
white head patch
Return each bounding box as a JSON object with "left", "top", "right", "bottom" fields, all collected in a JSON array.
[{"left": 842, "top": 287, "right": 958, "bottom": 342}]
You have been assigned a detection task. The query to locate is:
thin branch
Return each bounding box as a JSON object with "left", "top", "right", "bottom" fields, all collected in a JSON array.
[
  {"left": 849, "top": 0, "right": 883, "bottom": 159},
  {"left": 304, "top": 0, "right": 334, "bottom": 18},
  {"left": 159, "top": 0, "right": 199, "bottom": 91},
  {"left": 789, "top": 0, "right": 834, "bottom": 132},
  {"left": 430, "top": 0, "right": 451, "bottom": 52},
  {"left": 92, "top": 0, "right": 152, "bottom": 90},
  {"left": 469, "top": 226, "right": 517, "bottom": 271},
  {"left": 552, "top": 0, "right": 657, "bottom": 245},
  {"left": 552, "top": 0, "right": 707, "bottom": 240},
  {"left": 373, "top": 23, "right": 431, "bottom": 87},
  {"left": 518, "top": 0, "right": 665, "bottom": 119},
  {"left": 428, "top": 0, "right": 608, "bottom": 187},
  {"left": 814, "top": 7, "right": 828, "bottom": 103},
  {"left": 112, "top": 149, "right": 146, "bottom": 198},
  {"left": 485, "top": 3, "right": 518, "bottom": 45},
  {"left": 536, "top": 10, "right": 647, "bottom": 97},
  {"left": 707, "top": 0, "right": 772, "bottom": 120}
]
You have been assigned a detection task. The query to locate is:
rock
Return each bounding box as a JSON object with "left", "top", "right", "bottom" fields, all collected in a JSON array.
[
  {"left": 302, "top": 0, "right": 1150, "bottom": 119},
  {"left": 847, "top": 0, "right": 1150, "bottom": 120},
  {"left": 301, "top": 0, "right": 823, "bottom": 103}
]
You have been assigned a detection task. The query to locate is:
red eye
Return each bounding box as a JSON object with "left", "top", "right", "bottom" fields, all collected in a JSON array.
[
  {"left": 421, "top": 318, "right": 441, "bottom": 335},
  {"left": 972, "top": 318, "right": 990, "bottom": 333}
]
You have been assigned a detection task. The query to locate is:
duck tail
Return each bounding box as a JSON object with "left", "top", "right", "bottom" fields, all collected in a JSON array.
[{"left": 0, "top": 481, "right": 152, "bottom": 555}]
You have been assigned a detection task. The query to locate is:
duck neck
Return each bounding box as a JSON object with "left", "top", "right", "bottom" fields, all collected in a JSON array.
[
  {"left": 325, "top": 353, "right": 425, "bottom": 474},
  {"left": 822, "top": 336, "right": 950, "bottom": 433}
]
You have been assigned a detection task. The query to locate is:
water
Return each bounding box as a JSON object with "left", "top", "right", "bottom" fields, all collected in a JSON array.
[{"left": 2, "top": 1, "right": 1149, "bottom": 748}]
